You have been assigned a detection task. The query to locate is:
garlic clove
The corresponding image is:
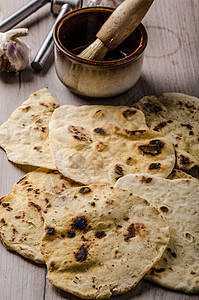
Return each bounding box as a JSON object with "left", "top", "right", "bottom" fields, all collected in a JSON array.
[
  {"left": 3, "top": 28, "right": 28, "bottom": 40},
  {"left": 0, "top": 28, "right": 29, "bottom": 72},
  {"left": 6, "top": 40, "right": 29, "bottom": 72}
]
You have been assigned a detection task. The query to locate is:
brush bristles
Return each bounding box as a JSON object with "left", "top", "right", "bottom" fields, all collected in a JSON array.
[{"left": 78, "top": 38, "right": 108, "bottom": 61}]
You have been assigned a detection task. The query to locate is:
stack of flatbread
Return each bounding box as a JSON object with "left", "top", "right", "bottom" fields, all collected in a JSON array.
[
  {"left": 115, "top": 174, "right": 199, "bottom": 294},
  {"left": 0, "top": 88, "right": 198, "bottom": 298},
  {"left": 134, "top": 93, "right": 199, "bottom": 171}
]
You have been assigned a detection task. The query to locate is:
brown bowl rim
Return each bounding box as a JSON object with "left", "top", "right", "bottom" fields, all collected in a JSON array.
[{"left": 53, "top": 7, "right": 148, "bottom": 66}]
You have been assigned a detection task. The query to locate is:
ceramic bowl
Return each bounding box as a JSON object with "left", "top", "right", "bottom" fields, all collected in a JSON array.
[{"left": 53, "top": 7, "right": 147, "bottom": 98}]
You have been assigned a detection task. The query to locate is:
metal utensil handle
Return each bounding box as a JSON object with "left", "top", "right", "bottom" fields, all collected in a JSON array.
[
  {"left": 0, "top": 0, "right": 50, "bottom": 32},
  {"left": 31, "top": 3, "right": 71, "bottom": 71}
]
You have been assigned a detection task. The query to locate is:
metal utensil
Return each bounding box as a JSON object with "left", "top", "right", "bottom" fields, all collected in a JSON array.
[
  {"left": 0, "top": 0, "right": 50, "bottom": 32},
  {"left": 0, "top": 0, "right": 78, "bottom": 32},
  {"left": 31, "top": 0, "right": 81, "bottom": 71},
  {"left": 0, "top": 0, "right": 81, "bottom": 71}
]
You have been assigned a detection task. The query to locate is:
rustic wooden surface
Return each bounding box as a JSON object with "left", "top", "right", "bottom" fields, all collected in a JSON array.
[{"left": 0, "top": 0, "right": 199, "bottom": 299}]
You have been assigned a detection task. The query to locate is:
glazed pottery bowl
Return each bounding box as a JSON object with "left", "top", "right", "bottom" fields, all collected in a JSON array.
[{"left": 53, "top": 7, "right": 147, "bottom": 98}]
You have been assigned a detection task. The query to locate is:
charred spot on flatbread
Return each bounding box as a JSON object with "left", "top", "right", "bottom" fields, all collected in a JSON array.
[
  {"left": 93, "top": 128, "right": 105, "bottom": 135},
  {"left": 6, "top": 207, "right": 13, "bottom": 212},
  {"left": 67, "top": 231, "right": 76, "bottom": 238},
  {"left": 148, "top": 267, "right": 165, "bottom": 277},
  {"left": 16, "top": 176, "right": 26, "bottom": 184},
  {"left": 126, "top": 157, "right": 137, "bottom": 165},
  {"left": 0, "top": 196, "right": 6, "bottom": 204},
  {"left": 153, "top": 122, "right": 167, "bottom": 132},
  {"left": 79, "top": 187, "right": 91, "bottom": 194},
  {"left": 124, "top": 223, "right": 147, "bottom": 242},
  {"left": 140, "top": 176, "right": 153, "bottom": 184},
  {"left": 178, "top": 154, "right": 191, "bottom": 169},
  {"left": 29, "top": 201, "right": 42, "bottom": 212},
  {"left": 0, "top": 218, "right": 7, "bottom": 225},
  {"left": 74, "top": 244, "right": 90, "bottom": 262},
  {"left": 181, "top": 124, "right": 195, "bottom": 136},
  {"left": 114, "top": 164, "right": 124, "bottom": 179},
  {"left": 125, "top": 129, "right": 146, "bottom": 136},
  {"left": 160, "top": 206, "right": 169, "bottom": 213},
  {"left": 149, "top": 163, "right": 161, "bottom": 170},
  {"left": 49, "top": 261, "right": 56, "bottom": 269},
  {"left": 68, "top": 125, "right": 92, "bottom": 142},
  {"left": 181, "top": 124, "right": 193, "bottom": 130},
  {"left": 139, "top": 140, "right": 164, "bottom": 156},
  {"left": 46, "top": 226, "right": 56, "bottom": 235},
  {"left": 1, "top": 202, "right": 10, "bottom": 207},
  {"left": 72, "top": 216, "right": 88, "bottom": 232},
  {"left": 95, "top": 231, "right": 106, "bottom": 239},
  {"left": 122, "top": 109, "right": 137, "bottom": 119},
  {"left": 93, "top": 109, "right": 105, "bottom": 119},
  {"left": 140, "top": 101, "right": 163, "bottom": 113},
  {"left": 21, "top": 105, "right": 31, "bottom": 112}
]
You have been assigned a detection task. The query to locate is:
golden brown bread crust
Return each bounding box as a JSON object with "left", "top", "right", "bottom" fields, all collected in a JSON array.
[
  {"left": 134, "top": 93, "right": 199, "bottom": 170},
  {"left": 0, "top": 168, "right": 81, "bottom": 263},
  {"left": 49, "top": 105, "right": 175, "bottom": 185},
  {"left": 41, "top": 184, "right": 169, "bottom": 299},
  {"left": 115, "top": 174, "right": 199, "bottom": 293},
  {"left": 0, "top": 88, "right": 58, "bottom": 169}
]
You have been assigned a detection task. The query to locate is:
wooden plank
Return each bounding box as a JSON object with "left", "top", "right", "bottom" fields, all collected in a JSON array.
[
  {"left": 0, "top": 1, "right": 48, "bottom": 300},
  {"left": 0, "top": 0, "right": 198, "bottom": 299},
  {"left": 45, "top": 277, "right": 199, "bottom": 300},
  {"left": 141, "top": 0, "right": 199, "bottom": 97},
  {"left": 113, "top": 0, "right": 199, "bottom": 106}
]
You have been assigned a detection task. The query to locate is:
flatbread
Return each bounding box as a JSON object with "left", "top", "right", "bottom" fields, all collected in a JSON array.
[
  {"left": 0, "top": 168, "right": 81, "bottom": 263},
  {"left": 49, "top": 105, "right": 175, "bottom": 185},
  {"left": 167, "top": 169, "right": 193, "bottom": 180},
  {"left": 134, "top": 93, "right": 199, "bottom": 170},
  {"left": 0, "top": 88, "right": 58, "bottom": 169},
  {"left": 41, "top": 185, "right": 169, "bottom": 299},
  {"left": 115, "top": 174, "right": 199, "bottom": 293}
]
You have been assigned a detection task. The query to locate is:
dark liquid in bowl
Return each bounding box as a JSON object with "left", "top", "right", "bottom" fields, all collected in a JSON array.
[
  {"left": 72, "top": 45, "right": 127, "bottom": 60},
  {"left": 57, "top": 9, "right": 141, "bottom": 62}
]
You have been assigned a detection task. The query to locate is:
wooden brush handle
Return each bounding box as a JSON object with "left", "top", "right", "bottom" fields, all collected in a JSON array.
[{"left": 96, "top": 0, "right": 153, "bottom": 50}]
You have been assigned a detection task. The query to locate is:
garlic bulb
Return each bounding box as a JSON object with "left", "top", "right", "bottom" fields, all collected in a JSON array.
[
  {"left": 0, "top": 28, "right": 29, "bottom": 72},
  {"left": 87, "top": 0, "right": 121, "bottom": 7}
]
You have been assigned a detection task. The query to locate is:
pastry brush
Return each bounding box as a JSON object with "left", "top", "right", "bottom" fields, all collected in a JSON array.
[{"left": 78, "top": 0, "right": 154, "bottom": 60}]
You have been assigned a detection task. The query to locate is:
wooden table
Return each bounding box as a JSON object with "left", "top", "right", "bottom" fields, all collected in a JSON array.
[{"left": 0, "top": 0, "right": 199, "bottom": 299}]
